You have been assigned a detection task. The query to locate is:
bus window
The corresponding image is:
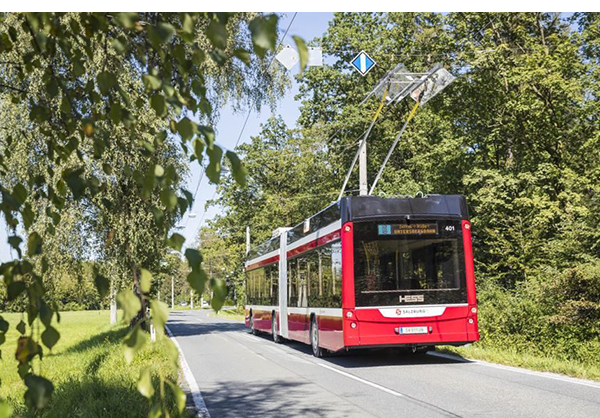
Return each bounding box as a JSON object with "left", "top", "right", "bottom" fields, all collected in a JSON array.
[{"left": 288, "top": 258, "right": 298, "bottom": 306}]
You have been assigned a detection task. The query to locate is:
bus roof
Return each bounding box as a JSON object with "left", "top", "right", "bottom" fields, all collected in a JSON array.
[
  {"left": 340, "top": 194, "right": 469, "bottom": 223},
  {"left": 247, "top": 194, "right": 469, "bottom": 261}
]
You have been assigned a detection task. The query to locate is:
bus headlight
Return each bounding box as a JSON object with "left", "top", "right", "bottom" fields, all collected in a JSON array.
[
  {"left": 350, "top": 322, "right": 357, "bottom": 329},
  {"left": 471, "top": 307, "right": 477, "bottom": 314}
]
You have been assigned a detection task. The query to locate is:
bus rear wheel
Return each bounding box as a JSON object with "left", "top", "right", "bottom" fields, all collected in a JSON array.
[
  {"left": 272, "top": 315, "right": 281, "bottom": 344},
  {"left": 310, "top": 316, "right": 324, "bottom": 358}
]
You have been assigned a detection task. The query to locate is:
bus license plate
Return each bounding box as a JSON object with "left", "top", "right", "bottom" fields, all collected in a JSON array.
[{"left": 399, "top": 326, "right": 428, "bottom": 335}]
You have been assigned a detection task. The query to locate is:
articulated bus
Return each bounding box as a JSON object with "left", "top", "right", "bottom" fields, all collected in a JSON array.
[{"left": 244, "top": 195, "right": 479, "bottom": 357}]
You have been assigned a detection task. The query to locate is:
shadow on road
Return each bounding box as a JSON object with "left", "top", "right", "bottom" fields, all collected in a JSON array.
[
  {"left": 167, "top": 320, "right": 246, "bottom": 336},
  {"left": 198, "top": 379, "right": 354, "bottom": 418},
  {"left": 241, "top": 327, "right": 471, "bottom": 368},
  {"left": 323, "top": 347, "right": 471, "bottom": 369}
]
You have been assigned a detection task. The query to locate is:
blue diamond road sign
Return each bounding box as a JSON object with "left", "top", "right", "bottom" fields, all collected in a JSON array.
[{"left": 350, "top": 51, "right": 376, "bottom": 76}]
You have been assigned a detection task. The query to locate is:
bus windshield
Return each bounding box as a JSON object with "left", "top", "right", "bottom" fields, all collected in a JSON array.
[{"left": 353, "top": 219, "right": 467, "bottom": 307}]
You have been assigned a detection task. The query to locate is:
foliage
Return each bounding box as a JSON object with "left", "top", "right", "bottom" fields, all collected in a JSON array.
[{"left": 0, "top": 12, "right": 292, "bottom": 415}]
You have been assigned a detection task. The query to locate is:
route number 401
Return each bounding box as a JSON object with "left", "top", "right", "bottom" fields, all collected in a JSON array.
[{"left": 445, "top": 226, "right": 455, "bottom": 231}]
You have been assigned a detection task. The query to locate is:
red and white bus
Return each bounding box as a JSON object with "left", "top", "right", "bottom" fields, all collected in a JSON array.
[{"left": 245, "top": 195, "right": 479, "bottom": 357}]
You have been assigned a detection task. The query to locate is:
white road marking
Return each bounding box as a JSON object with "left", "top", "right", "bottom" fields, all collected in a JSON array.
[
  {"left": 315, "top": 362, "right": 406, "bottom": 398},
  {"left": 428, "top": 351, "right": 600, "bottom": 390},
  {"left": 165, "top": 325, "right": 211, "bottom": 418}
]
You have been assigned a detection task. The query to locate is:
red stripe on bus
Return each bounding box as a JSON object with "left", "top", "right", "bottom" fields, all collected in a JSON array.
[
  {"left": 287, "top": 229, "right": 341, "bottom": 259},
  {"left": 287, "top": 240, "right": 317, "bottom": 258},
  {"left": 246, "top": 255, "right": 279, "bottom": 271},
  {"left": 316, "top": 229, "right": 341, "bottom": 247}
]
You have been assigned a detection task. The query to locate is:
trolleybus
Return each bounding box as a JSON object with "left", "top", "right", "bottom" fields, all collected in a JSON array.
[{"left": 245, "top": 195, "right": 479, "bottom": 357}]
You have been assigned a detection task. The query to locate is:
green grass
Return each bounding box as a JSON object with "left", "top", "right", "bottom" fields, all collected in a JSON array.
[
  {"left": 439, "top": 344, "right": 600, "bottom": 382},
  {"left": 209, "top": 307, "right": 245, "bottom": 322},
  {"left": 0, "top": 311, "right": 185, "bottom": 418}
]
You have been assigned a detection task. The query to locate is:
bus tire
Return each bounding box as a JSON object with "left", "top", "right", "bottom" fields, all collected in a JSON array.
[
  {"left": 272, "top": 314, "right": 281, "bottom": 344},
  {"left": 310, "top": 316, "right": 324, "bottom": 358},
  {"left": 249, "top": 312, "right": 258, "bottom": 335}
]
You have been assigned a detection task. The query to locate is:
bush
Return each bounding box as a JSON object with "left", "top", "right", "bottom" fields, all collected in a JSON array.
[{"left": 476, "top": 260, "right": 600, "bottom": 365}]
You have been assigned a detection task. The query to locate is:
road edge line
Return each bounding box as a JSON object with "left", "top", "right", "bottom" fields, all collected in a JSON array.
[
  {"left": 165, "top": 325, "right": 211, "bottom": 418},
  {"left": 428, "top": 351, "right": 600, "bottom": 389}
]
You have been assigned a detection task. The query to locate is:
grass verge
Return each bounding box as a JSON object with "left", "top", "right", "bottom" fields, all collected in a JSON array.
[
  {"left": 0, "top": 310, "right": 186, "bottom": 418},
  {"left": 439, "top": 344, "right": 600, "bottom": 382},
  {"left": 209, "top": 307, "right": 244, "bottom": 322}
]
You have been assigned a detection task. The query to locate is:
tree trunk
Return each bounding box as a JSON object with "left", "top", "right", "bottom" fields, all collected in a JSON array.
[
  {"left": 110, "top": 279, "right": 118, "bottom": 325},
  {"left": 130, "top": 265, "right": 149, "bottom": 330}
]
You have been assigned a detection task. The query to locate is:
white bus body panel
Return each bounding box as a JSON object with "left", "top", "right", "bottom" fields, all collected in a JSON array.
[{"left": 278, "top": 229, "right": 290, "bottom": 338}]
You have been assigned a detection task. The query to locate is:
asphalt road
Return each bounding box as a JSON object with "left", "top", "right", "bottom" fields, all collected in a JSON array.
[{"left": 167, "top": 310, "right": 600, "bottom": 418}]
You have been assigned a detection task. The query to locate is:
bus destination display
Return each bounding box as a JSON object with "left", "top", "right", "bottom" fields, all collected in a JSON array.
[{"left": 377, "top": 223, "right": 438, "bottom": 236}]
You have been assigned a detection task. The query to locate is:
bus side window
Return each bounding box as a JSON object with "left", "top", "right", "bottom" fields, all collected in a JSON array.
[
  {"left": 288, "top": 259, "right": 297, "bottom": 307},
  {"left": 331, "top": 242, "right": 342, "bottom": 308},
  {"left": 255, "top": 268, "right": 261, "bottom": 305},
  {"left": 249, "top": 270, "right": 255, "bottom": 305},
  {"left": 259, "top": 266, "right": 265, "bottom": 305},
  {"left": 271, "top": 264, "right": 279, "bottom": 305},
  {"left": 265, "top": 266, "right": 270, "bottom": 305},
  {"left": 308, "top": 250, "right": 321, "bottom": 307},
  {"left": 319, "top": 246, "right": 332, "bottom": 307},
  {"left": 297, "top": 257, "right": 308, "bottom": 308},
  {"left": 250, "top": 270, "right": 257, "bottom": 305},
  {"left": 246, "top": 271, "right": 250, "bottom": 305}
]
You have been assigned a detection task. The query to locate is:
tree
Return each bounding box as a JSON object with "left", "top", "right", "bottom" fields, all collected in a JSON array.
[
  {"left": 204, "top": 115, "right": 338, "bottom": 302},
  {"left": 0, "top": 12, "right": 308, "bottom": 415}
]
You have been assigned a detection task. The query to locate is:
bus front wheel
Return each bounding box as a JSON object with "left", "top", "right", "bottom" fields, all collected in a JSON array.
[
  {"left": 272, "top": 314, "right": 281, "bottom": 344},
  {"left": 310, "top": 316, "right": 324, "bottom": 358}
]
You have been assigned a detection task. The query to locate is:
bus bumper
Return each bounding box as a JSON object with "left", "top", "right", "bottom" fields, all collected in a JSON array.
[{"left": 344, "top": 305, "right": 479, "bottom": 348}]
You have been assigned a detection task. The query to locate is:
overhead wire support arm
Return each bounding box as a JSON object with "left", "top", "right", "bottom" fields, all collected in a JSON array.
[
  {"left": 337, "top": 87, "right": 388, "bottom": 201},
  {"left": 368, "top": 98, "right": 421, "bottom": 195}
]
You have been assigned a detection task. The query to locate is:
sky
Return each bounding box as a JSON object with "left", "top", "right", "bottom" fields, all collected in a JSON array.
[{"left": 0, "top": 12, "right": 335, "bottom": 262}]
